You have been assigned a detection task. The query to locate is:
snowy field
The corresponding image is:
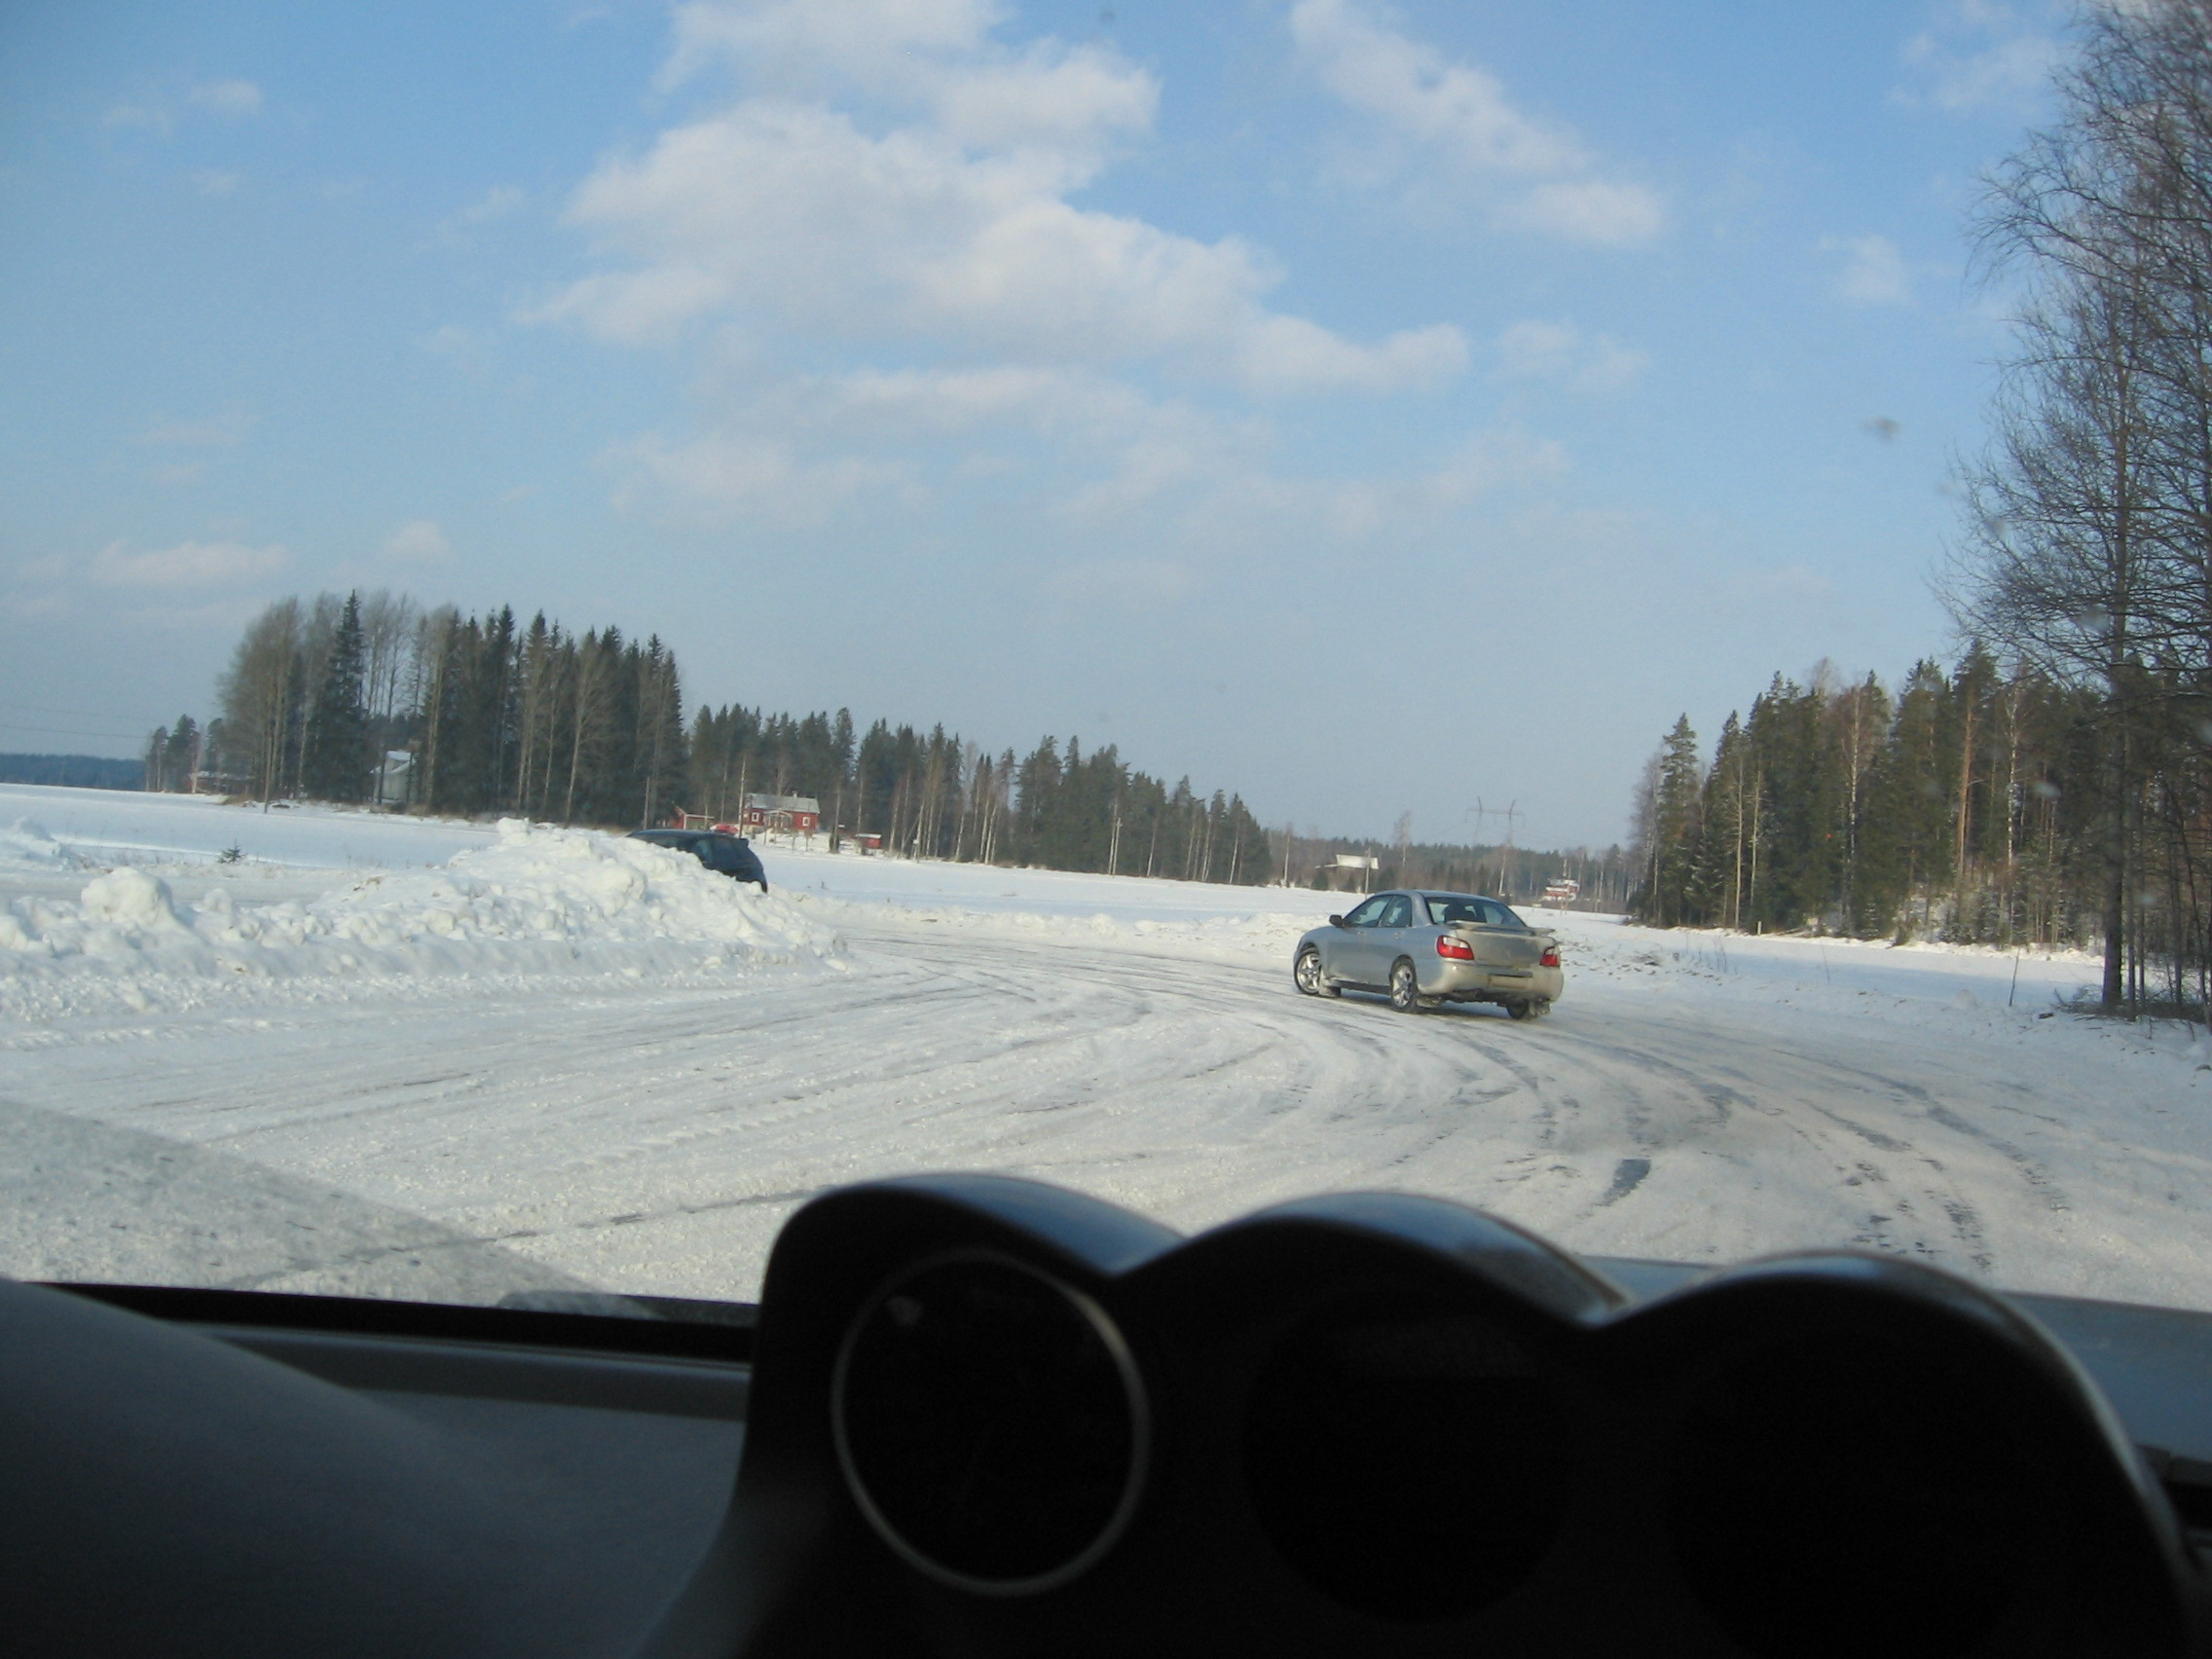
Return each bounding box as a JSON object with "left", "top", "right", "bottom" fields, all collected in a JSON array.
[{"left": 7, "top": 783, "right": 2212, "bottom": 1315}]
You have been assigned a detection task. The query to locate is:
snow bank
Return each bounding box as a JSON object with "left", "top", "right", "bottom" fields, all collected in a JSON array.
[
  {"left": 0, "top": 819, "right": 80, "bottom": 873},
  {"left": 0, "top": 782, "right": 497, "bottom": 870},
  {"left": 0, "top": 820, "right": 842, "bottom": 1014},
  {"left": 780, "top": 885, "right": 2107, "bottom": 1026}
]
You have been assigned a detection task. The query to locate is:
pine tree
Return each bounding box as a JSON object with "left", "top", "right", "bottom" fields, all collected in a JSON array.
[
  {"left": 1639, "top": 716, "right": 1702, "bottom": 925},
  {"left": 165, "top": 715, "right": 201, "bottom": 793},
  {"left": 302, "top": 592, "right": 370, "bottom": 802}
]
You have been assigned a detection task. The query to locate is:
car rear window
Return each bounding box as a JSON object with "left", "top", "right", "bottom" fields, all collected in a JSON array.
[{"left": 1423, "top": 895, "right": 1525, "bottom": 928}]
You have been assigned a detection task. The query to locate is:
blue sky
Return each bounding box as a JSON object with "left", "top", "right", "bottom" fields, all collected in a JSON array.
[{"left": 0, "top": 0, "right": 2069, "bottom": 848}]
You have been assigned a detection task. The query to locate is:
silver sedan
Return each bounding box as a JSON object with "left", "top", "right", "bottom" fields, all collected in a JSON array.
[{"left": 1292, "top": 890, "right": 1564, "bottom": 1018}]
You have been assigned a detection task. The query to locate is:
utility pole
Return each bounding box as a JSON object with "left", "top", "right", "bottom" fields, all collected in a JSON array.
[{"left": 1470, "top": 799, "right": 1525, "bottom": 896}]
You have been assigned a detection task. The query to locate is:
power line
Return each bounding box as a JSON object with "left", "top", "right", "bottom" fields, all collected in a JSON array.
[
  {"left": 0, "top": 721, "right": 150, "bottom": 743},
  {"left": 0, "top": 699, "right": 167, "bottom": 725}
]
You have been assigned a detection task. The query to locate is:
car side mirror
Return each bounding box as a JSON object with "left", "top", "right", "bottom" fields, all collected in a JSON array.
[{"left": 1328, "top": 914, "right": 1347, "bottom": 929}]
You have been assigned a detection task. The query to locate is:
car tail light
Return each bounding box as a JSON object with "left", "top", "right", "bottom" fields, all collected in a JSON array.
[
  {"left": 1436, "top": 936, "right": 1475, "bottom": 960},
  {"left": 1539, "top": 947, "right": 1561, "bottom": 969}
]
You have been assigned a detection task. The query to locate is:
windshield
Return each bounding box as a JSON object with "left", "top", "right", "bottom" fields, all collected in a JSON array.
[{"left": 5, "top": 2, "right": 2207, "bottom": 1318}]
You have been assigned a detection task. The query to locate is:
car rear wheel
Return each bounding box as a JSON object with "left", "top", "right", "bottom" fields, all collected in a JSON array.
[
  {"left": 1294, "top": 947, "right": 1337, "bottom": 998},
  {"left": 1388, "top": 959, "right": 1422, "bottom": 1014},
  {"left": 1506, "top": 997, "right": 1549, "bottom": 1020}
]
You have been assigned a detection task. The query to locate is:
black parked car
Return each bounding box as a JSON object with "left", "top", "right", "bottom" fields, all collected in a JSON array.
[{"left": 626, "top": 829, "right": 768, "bottom": 892}]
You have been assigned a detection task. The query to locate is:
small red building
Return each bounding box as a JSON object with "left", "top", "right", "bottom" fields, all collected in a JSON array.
[{"left": 738, "top": 793, "right": 821, "bottom": 835}]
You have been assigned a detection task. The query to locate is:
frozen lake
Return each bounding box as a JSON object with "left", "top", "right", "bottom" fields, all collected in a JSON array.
[{"left": 8, "top": 786, "right": 2197, "bottom": 1317}]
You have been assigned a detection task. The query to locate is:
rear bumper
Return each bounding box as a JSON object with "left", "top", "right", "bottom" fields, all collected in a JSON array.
[{"left": 1420, "top": 960, "right": 1565, "bottom": 1003}]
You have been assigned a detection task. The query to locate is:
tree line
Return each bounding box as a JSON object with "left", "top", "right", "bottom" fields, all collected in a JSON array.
[
  {"left": 159, "top": 587, "right": 1631, "bottom": 896},
  {"left": 1633, "top": 6, "right": 2212, "bottom": 1019},
  {"left": 1629, "top": 652, "right": 2102, "bottom": 951},
  {"left": 176, "top": 588, "right": 1282, "bottom": 884}
]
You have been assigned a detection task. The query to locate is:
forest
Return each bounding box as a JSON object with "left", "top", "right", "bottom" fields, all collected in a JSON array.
[
  {"left": 1634, "top": 0, "right": 2212, "bottom": 1016},
  {"left": 1628, "top": 651, "right": 2101, "bottom": 949},
  {"left": 143, "top": 587, "right": 1630, "bottom": 898},
  {"left": 158, "top": 588, "right": 1279, "bottom": 886}
]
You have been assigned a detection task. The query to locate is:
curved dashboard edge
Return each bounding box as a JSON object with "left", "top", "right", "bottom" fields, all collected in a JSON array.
[
  {"left": 16, "top": 1205, "right": 2212, "bottom": 1658},
  {"left": 662, "top": 1175, "right": 2212, "bottom": 1659}
]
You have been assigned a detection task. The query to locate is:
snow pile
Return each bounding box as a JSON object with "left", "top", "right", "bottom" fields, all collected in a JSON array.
[
  {"left": 0, "top": 820, "right": 842, "bottom": 1008},
  {"left": 0, "top": 819, "right": 79, "bottom": 873},
  {"left": 0, "top": 782, "right": 499, "bottom": 871}
]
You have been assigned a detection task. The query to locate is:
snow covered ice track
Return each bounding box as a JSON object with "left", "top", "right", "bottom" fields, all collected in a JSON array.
[{"left": 9, "top": 903, "right": 2212, "bottom": 1309}]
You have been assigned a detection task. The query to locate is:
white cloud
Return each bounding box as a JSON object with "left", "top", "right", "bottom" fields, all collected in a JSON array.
[
  {"left": 1289, "top": 0, "right": 1663, "bottom": 245},
  {"left": 599, "top": 360, "right": 1258, "bottom": 529},
  {"left": 1215, "top": 424, "right": 1567, "bottom": 546},
  {"left": 1504, "top": 179, "right": 1666, "bottom": 247},
  {"left": 1293, "top": 0, "right": 1576, "bottom": 172},
  {"left": 834, "top": 364, "right": 1278, "bottom": 523},
  {"left": 383, "top": 520, "right": 453, "bottom": 562},
  {"left": 1059, "top": 404, "right": 1268, "bottom": 524},
  {"left": 91, "top": 538, "right": 289, "bottom": 588},
  {"left": 664, "top": 0, "right": 1158, "bottom": 138},
  {"left": 1422, "top": 426, "right": 1569, "bottom": 506},
  {"left": 603, "top": 351, "right": 1570, "bottom": 542},
  {"left": 537, "top": 4, "right": 1566, "bottom": 550},
  {"left": 528, "top": 10, "right": 1460, "bottom": 393},
  {"left": 662, "top": 0, "right": 1007, "bottom": 91},
  {"left": 932, "top": 49, "right": 1159, "bottom": 155},
  {"left": 1825, "top": 233, "right": 1913, "bottom": 305},
  {"left": 189, "top": 79, "right": 264, "bottom": 118},
  {"left": 609, "top": 430, "right": 916, "bottom": 529},
  {"left": 1496, "top": 319, "right": 1649, "bottom": 394},
  {"left": 1236, "top": 316, "right": 1468, "bottom": 394},
  {"left": 1899, "top": 2, "right": 2058, "bottom": 112},
  {"left": 831, "top": 363, "right": 1103, "bottom": 428},
  {"left": 659, "top": 0, "right": 1158, "bottom": 159},
  {"left": 190, "top": 169, "right": 240, "bottom": 197}
]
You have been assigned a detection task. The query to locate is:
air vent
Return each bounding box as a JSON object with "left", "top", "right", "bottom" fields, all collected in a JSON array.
[{"left": 832, "top": 1251, "right": 1147, "bottom": 1595}]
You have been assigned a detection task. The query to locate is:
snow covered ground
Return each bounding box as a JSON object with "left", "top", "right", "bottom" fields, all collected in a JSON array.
[{"left": 7, "top": 784, "right": 2211, "bottom": 1316}]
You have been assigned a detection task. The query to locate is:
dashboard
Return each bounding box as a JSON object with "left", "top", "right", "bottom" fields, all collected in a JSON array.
[{"left": 7, "top": 1173, "right": 2212, "bottom": 1656}]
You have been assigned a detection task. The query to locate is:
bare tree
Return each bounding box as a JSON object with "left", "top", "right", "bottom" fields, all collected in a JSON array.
[
  {"left": 357, "top": 590, "right": 420, "bottom": 731},
  {"left": 217, "top": 598, "right": 304, "bottom": 802}
]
